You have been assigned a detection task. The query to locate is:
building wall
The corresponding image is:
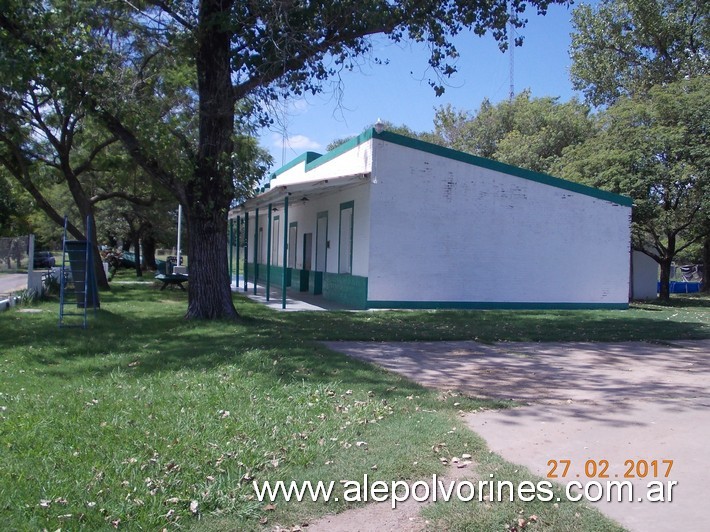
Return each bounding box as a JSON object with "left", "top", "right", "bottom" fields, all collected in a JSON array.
[
  {"left": 631, "top": 251, "right": 659, "bottom": 300},
  {"left": 269, "top": 140, "right": 373, "bottom": 186},
  {"left": 366, "top": 140, "right": 631, "bottom": 307},
  {"left": 243, "top": 181, "right": 370, "bottom": 295}
]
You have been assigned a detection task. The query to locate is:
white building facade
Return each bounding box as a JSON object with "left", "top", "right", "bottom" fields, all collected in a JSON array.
[{"left": 230, "top": 128, "right": 632, "bottom": 309}]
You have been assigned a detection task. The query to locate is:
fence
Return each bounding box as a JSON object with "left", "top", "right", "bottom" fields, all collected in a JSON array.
[{"left": 0, "top": 235, "right": 30, "bottom": 271}]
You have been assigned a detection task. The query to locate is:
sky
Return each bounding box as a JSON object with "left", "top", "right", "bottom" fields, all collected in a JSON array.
[{"left": 258, "top": 1, "right": 593, "bottom": 171}]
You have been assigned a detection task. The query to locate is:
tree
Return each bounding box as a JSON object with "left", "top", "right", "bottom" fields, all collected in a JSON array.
[
  {"left": 0, "top": 174, "right": 17, "bottom": 235},
  {"left": 570, "top": 0, "right": 709, "bottom": 107},
  {"left": 0, "top": 172, "right": 33, "bottom": 237},
  {"left": 1, "top": 0, "right": 567, "bottom": 318},
  {"left": 325, "top": 120, "right": 441, "bottom": 152},
  {"left": 0, "top": 15, "right": 167, "bottom": 289},
  {"left": 433, "top": 92, "right": 596, "bottom": 174},
  {"left": 555, "top": 78, "right": 709, "bottom": 301},
  {"left": 569, "top": 0, "right": 709, "bottom": 294}
]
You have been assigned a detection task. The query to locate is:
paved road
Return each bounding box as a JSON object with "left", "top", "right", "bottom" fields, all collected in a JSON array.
[
  {"left": 325, "top": 340, "right": 710, "bottom": 532},
  {"left": 0, "top": 273, "right": 26, "bottom": 296}
]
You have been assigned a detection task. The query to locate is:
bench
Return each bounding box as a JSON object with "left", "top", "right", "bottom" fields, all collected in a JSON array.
[{"left": 155, "top": 273, "right": 188, "bottom": 291}]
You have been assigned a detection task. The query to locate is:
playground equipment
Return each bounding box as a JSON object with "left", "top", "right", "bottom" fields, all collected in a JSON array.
[{"left": 58, "top": 216, "right": 99, "bottom": 328}]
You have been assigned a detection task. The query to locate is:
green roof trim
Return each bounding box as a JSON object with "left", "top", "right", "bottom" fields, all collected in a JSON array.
[
  {"left": 269, "top": 127, "right": 633, "bottom": 207},
  {"left": 304, "top": 129, "right": 375, "bottom": 172},
  {"left": 367, "top": 300, "right": 629, "bottom": 310},
  {"left": 269, "top": 151, "right": 322, "bottom": 181}
]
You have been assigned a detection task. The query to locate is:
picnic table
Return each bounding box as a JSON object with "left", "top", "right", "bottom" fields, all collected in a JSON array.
[{"left": 155, "top": 273, "right": 188, "bottom": 291}]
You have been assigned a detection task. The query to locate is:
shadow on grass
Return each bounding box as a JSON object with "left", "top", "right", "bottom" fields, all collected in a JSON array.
[
  {"left": 0, "top": 287, "right": 434, "bottom": 406},
  {"left": 639, "top": 293, "right": 710, "bottom": 308},
  {"left": 279, "top": 307, "right": 710, "bottom": 342},
  {"left": 3, "top": 284, "right": 708, "bottom": 388}
]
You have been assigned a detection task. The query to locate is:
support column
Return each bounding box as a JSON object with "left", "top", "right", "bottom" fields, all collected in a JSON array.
[
  {"left": 266, "top": 204, "right": 273, "bottom": 301},
  {"left": 228, "top": 219, "right": 233, "bottom": 285},
  {"left": 243, "top": 212, "right": 249, "bottom": 292},
  {"left": 282, "top": 196, "right": 289, "bottom": 309},
  {"left": 253, "top": 207, "right": 259, "bottom": 295},
  {"left": 235, "top": 216, "right": 241, "bottom": 287}
]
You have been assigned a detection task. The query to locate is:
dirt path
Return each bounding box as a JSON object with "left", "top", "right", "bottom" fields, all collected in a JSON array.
[{"left": 304, "top": 463, "right": 475, "bottom": 532}]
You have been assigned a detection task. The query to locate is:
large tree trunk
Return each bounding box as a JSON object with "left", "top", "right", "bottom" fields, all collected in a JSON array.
[
  {"left": 142, "top": 228, "right": 157, "bottom": 270},
  {"left": 658, "top": 258, "right": 672, "bottom": 302},
  {"left": 702, "top": 236, "right": 709, "bottom": 293},
  {"left": 133, "top": 234, "right": 142, "bottom": 278},
  {"left": 90, "top": 218, "right": 109, "bottom": 289},
  {"left": 143, "top": 231, "right": 158, "bottom": 270},
  {"left": 184, "top": 0, "right": 238, "bottom": 319},
  {"left": 185, "top": 209, "right": 234, "bottom": 318},
  {"left": 82, "top": 212, "right": 110, "bottom": 290}
]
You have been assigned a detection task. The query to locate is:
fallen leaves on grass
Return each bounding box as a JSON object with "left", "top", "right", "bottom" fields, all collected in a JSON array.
[{"left": 189, "top": 500, "right": 199, "bottom": 515}]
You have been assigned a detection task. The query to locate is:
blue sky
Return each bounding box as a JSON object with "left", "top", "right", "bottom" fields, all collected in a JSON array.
[{"left": 258, "top": 1, "right": 591, "bottom": 170}]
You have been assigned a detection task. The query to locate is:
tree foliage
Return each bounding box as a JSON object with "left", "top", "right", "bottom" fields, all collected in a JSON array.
[
  {"left": 1, "top": 0, "right": 567, "bottom": 318},
  {"left": 0, "top": 172, "right": 32, "bottom": 237},
  {"left": 570, "top": 0, "right": 709, "bottom": 106},
  {"left": 432, "top": 91, "right": 596, "bottom": 174},
  {"left": 325, "top": 120, "right": 440, "bottom": 152},
  {"left": 555, "top": 77, "right": 710, "bottom": 300},
  {"left": 568, "top": 0, "right": 709, "bottom": 294}
]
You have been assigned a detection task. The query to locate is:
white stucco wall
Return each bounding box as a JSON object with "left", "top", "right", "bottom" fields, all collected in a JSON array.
[
  {"left": 269, "top": 141, "right": 373, "bottom": 186},
  {"left": 632, "top": 251, "right": 659, "bottom": 300},
  {"left": 367, "top": 140, "right": 631, "bottom": 305}
]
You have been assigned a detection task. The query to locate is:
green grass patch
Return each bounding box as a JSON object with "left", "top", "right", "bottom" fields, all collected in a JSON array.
[
  {"left": 0, "top": 284, "right": 506, "bottom": 530},
  {"left": 0, "top": 283, "right": 706, "bottom": 530},
  {"left": 277, "top": 294, "right": 710, "bottom": 343}
]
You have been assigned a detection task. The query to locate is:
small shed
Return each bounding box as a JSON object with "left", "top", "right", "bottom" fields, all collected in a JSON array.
[{"left": 230, "top": 128, "right": 632, "bottom": 309}]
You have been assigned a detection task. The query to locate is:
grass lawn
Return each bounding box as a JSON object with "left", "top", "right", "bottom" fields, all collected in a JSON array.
[{"left": 0, "top": 279, "right": 707, "bottom": 531}]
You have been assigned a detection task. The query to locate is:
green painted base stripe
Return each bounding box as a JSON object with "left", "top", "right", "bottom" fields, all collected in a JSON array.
[{"left": 366, "top": 301, "right": 629, "bottom": 310}]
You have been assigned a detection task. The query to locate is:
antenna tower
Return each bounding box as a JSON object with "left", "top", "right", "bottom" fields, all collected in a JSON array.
[{"left": 509, "top": 3, "right": 515, "bottom": 100}]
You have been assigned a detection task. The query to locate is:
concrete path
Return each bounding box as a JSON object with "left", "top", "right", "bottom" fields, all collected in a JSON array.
[
  {"left": 233, "top": 279, "right": 352, "bottom": 311},
  {"left": 324, "top": 340, "right": 710, "bottom": 532}
]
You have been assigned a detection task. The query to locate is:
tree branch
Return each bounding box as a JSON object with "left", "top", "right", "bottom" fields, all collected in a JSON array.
[
  {"left": 147, "top": 0, "right": 195, "bottom": 30},
  {"left": 74, "top": 136, "right": 120, "bottom": 177},
  {"left": 95, "top": 107, "right": 187, "bottom": 204},
  {"left": 90, "top": 190, "right": 156, "bottom": 206},
  {"left": 232, "top": 19, "right": 400, "bottom": 101},
  {"left": 0, "top": 135, "right": 84, "bottom": 239}
]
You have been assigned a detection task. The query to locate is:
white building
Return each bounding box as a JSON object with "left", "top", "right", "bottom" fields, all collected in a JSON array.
[{"left": 230, "top": 128, "right": 633, "bottom": 309}]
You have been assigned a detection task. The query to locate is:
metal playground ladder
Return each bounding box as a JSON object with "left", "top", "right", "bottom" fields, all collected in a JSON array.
[{"left": 58, "top": 216, "right": 100, "bottom": 329}]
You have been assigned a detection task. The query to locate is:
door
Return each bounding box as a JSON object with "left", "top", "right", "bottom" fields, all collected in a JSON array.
[
  {"left": 288, "top": 222, "right": 297, "bottom": 268},
  {"left": 303, "top": 233, "right": 313, "bottom": 271},
  {"left": 316, "top": 212, "right": 328, "bottom": 272},
  {"left": 301, "top": 233, "right": 313, "bottom": 292},
  {"left": 258, "top": 227, "right": 263, "bottom": 263},
  {"left": 339, "top": 202, "right": 353, "bottom": 274},
  {"left": 271, "top": 216, "right": 280, "bottom": 266}
]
